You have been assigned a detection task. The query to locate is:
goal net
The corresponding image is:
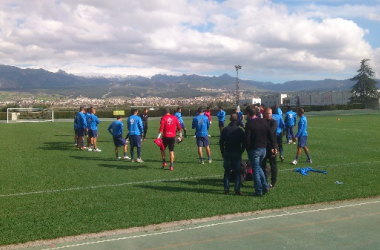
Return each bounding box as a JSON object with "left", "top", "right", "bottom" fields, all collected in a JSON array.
[{"left": 7, "top": 108, "right": 54, "bottom": 123}]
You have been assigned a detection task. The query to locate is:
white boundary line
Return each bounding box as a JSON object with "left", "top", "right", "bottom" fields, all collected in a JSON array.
[
  {"left": 43, "top": 199, "right": 380, "bottom": 250},
  {"left": 2, "top": 160, "right": 380, "bottom": 198}
]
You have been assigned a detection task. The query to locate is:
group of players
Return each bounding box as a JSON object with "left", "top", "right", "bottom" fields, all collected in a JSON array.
[
  {"left": 74, "top": 104, "right": 311, "bottom": 195},
  {"left": 220, "top": 104, "right": 312, "bottom": 196}
]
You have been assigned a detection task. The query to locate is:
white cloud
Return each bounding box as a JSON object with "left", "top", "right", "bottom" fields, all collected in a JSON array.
[{"left": 0, "top": 0, "right": 378, "bottom": 82}]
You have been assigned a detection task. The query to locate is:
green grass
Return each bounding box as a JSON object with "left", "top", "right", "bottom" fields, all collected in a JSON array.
[{"left": 1, "top": 111, "right": 380, "bottom": 246}]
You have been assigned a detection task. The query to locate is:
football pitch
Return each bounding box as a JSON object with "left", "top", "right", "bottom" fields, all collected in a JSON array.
[{"left": 1, "top": 109, "right": 380, "bottom": 247}]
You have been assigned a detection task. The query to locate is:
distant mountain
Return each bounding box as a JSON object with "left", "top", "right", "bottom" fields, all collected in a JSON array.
[{"left": 0, "top": 64, "right": 369, "bottom": 98}]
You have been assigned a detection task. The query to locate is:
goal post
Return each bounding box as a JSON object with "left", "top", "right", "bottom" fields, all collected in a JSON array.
[{"left": 6, "top": 108, "right": 54, "bottom": 123}]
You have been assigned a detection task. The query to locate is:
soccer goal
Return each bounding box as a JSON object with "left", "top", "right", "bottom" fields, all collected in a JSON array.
[{"left": 6, "top": 108, "right": 54, "bottom": 123}]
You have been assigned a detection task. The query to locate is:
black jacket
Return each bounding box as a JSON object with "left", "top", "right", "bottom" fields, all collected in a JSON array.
[
  {"left": 245, "top": 118, "right": 276, "bottom": 150},
  {"left": 219, "top": 122, "right": 246, "bottom": 154}
]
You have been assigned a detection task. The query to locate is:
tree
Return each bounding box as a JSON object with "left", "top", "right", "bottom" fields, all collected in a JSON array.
[{"left": 350, "top": 59, "right": 379, "bottom": 103}]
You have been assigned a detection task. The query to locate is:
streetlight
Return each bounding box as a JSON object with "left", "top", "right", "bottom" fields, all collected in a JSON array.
[{"left": 235, "top": 65, "right": 242, "bottom": 106}]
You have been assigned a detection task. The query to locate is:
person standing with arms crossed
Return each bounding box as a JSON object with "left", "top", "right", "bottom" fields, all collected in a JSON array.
[
  {"left": 292, "top": 108, "right": 312, "bottom": 165},
  {"left": 158, "top": 108, "right": 182, "bottom": 171},
  {"left": 216, "top": 106, "right": 226, "bottom": 134},
  {"left": 108, "top": 116, "right": 130, "bottom": 160},
  {"left": 127, "top": 109, "right": 144, "bottom": 163},
  {"left": 192, "top": 107, "right": 212, "bottom": 164},
  {"left": 220, "top": 113, "right": 245, "bottom": 195}
]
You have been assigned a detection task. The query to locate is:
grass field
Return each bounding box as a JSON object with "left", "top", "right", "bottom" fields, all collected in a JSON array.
[{"left": 1, "top": 110, "right": 380, "bottom": 246}]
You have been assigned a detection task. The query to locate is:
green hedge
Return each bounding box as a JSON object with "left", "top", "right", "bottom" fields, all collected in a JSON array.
[{"left": 0, "top": 104, "right": 366, "bottom": 120}]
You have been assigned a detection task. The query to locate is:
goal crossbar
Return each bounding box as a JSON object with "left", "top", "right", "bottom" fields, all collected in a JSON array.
[{"left": 6, "top": 108, "right": 54, "bottom": 123}]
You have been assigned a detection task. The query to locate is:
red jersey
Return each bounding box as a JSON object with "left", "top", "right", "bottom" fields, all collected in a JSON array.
[
  {"left": 204, "top": 111, "right": 211, "bottom": 122},
  {"left": 159, "top": 114, "right": 181, "bottom": 138}
]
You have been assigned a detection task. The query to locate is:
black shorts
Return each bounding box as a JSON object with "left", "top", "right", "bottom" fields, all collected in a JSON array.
[{"left": 163, "top": 137, "right": 175, "bottom": 151}]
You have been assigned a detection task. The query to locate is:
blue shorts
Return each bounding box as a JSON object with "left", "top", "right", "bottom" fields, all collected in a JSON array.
[
  {"left": 113, "top": 136, "right": 126, "bottom": 147},
  {"left": 218, "top": 121, "right": 225, "bottom": 128},
  {"left": 129, "top": 135, "right": 142, "bottom": 148},
  {"left": 77, "top": 128, "right": 85, "bottom": 137},
  {"left": 196, "top": 136, "right": 209, "bottom": 147},
  {"left": 180, "top": 122, "right": 186, "bottom": 129},
  {"left": 298, "top": 136, "right": 308, "bottom": 147},
  {"left": 88, "top": 129, "right": 98, "bottom": 138}
]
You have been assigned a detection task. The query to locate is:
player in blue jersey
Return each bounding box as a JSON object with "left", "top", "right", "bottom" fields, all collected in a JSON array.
[
  {"left": 292, "top": 108, "right": 312, "bottom": 165},
  {"left": 216, "top": 106, "right": 226, "bottom": 133},
  {"left": 235, "top": 107, "right": 245, "bottom": 127},
  {"left": 272, "top": 107, "right": 285, "bottom": 162},
  {"left": 86, "top": 108, "right": 101, "bottom": 152},
  {"left": 108, "top": 116, "right": 130, "bottom": 160},
  {"left": 285, "top": 106, "right": 297, "bottom": 144},
  {"left": 127, "top": 109, "right": 144, "bottom": 163},
  {"left": 75, "top": 107, "right": 87, "bottom": 150},
  {"left": 175, "top": 107, "right": 187, "bottom": 138},
  {"left": 275, "top": 104, "right": 283, "bottom": 116},
  {"left": 192, "top": 107, "right": 211, "bottom": 164},
  {"left": 74, "top": 114, "right": 78, "bottom": 146}
]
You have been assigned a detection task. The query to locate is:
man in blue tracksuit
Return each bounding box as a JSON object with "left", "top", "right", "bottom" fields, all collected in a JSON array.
[
  {"left": 285, "top": 106, "right": 297, "bottom": 144},
  {"left": 272, "top": 107, "right": 285, "bottom": 162},
  {"left": 127, "top": 109, "right": 144, "bottom": 163},
  {"left": 108, "top": 116, "right": 130, "bottom": 160},
  {"left": 75, "top": 107, "right": 87, "bottom": 150},
  {"left": 175, "top": 107, "right": 187, "bottom": 138},
  {"left": 86, "top": 108, "right": 101, "bottom": 152},
  {"left": 192, "top": 107, "right": 211, "bottom": 164},
  {"left": 216, "top": 106, "right": 226, "bottom": 133},
  {"left": 292, "top": 108, "right": 312, "bottom": 165}
]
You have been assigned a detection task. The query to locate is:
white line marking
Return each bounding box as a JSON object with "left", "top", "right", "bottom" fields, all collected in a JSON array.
[
  {"left": 2, "top": 160, "right": 380, "bottom": 198},
  {"left": 43, "top": 199, "right": 380, "bottom": 250}
]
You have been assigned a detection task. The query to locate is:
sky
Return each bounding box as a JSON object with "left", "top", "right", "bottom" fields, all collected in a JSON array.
[{"left": 0, "top": 0, "right": 379, "bottom": 83}]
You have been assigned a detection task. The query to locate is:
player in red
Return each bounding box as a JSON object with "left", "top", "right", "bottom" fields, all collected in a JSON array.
[
  {"left": 204, "top": 107, "right": 212, "bottom": 137},
  {"left": 158, "top": 108, "right": 182, "bottom": 171}
]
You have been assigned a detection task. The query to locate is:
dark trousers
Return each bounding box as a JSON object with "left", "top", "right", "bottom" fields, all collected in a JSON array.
[
  {"left": 260, "top": 147, "right": 277, "bottom": 186},
  {"left": 223, "top": 151, "right": 242, "bottom": 192}
]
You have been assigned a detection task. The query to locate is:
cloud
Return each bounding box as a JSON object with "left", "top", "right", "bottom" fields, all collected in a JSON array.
[{"left": 0, "top": 0, "right": 378, "bottom": 82}]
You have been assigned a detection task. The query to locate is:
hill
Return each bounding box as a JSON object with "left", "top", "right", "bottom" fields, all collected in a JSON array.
[{"left": 0, "top": 65, "right": 361, "bottom": 98}]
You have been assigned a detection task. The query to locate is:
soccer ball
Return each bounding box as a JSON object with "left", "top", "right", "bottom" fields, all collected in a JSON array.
[{"left": 175, "top": 137, "right": 183, "bottom": 144}]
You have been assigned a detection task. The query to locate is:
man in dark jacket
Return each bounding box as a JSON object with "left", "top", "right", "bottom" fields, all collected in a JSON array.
[
  {"left": 245, "top": 107, "right": 276, "bottom": 196},
  {"left": 260, "top": 107, "right": 278, "bottom": 188},
  {"left": 220, "top": 114, "right": 246, "bottom": 195}
]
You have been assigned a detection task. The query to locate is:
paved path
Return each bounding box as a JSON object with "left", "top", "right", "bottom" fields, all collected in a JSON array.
[{"left": 20, "top": 197, "right": 380, "bottom": 250}]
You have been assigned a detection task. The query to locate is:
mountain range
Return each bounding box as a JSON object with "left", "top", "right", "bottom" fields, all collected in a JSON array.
[{"left": 0, "top": 64, "right": 362, "bottom": 99}]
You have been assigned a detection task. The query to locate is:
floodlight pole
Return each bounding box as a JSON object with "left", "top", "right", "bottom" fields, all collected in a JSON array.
[{"left": 235, "top": 65, "right": 242, "bottom": 106}]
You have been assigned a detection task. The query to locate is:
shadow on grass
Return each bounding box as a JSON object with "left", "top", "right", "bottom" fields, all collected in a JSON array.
[
  {"left": 39, "top": 141, "right": 74, "bottom": 151},
  {"left": 98, "top": 163, "right": 148, "bottom": 170},
  {"left": 54, "top": 134, "right": 72, "bottom": 137},
  {"left": 134, "top": 183, "right": 220, "bottom": 194},
  {"left": 179, "top": 178, "right": 223, "bottom": 188},
  {"left": 69, "top": 155, "right": 120, "bottom": 162}
]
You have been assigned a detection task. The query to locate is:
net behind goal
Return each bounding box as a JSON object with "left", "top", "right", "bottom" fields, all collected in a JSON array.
[{"left": 7, "top": 108, "right": 54, "bottom": 123}]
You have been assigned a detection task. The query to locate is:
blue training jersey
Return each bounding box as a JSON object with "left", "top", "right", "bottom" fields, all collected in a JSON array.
[
  {"left": 127, "top": 115, "right": 144, "bottom": 136},
  {"left": 285, "top": 110, "right": 297, "bottom": 126},
  {"left": 175, "top": 112, "right": 184, "bottom": 124},
  {"left": 76, "top": 112, "right": 87, "bottom": 128},
  {"left": 216, "top": 110, "right": 226, "bottom": 121},
  {"left": 108, "top": 120, "right": 124, "bottom": 137},
  {"left": 272, "top": 113, "right": 285, "bottom": 135},
  {"left": 87, "top": 114, "right": 100, "bottom": 131},
  {"left": 296, "top": 115, "right": 308, "bottom": 137},
  {"left": 192, "top": 114, "right": 209, "bottom": 137}
]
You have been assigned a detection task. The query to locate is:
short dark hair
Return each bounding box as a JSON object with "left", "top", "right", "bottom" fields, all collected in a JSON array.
[
  {"left": 197, "top": 107, "right": 203, "bottom": 114},
  {"left": 246, "top": 107, "right": 256, "bottom": 117},
  {"left": 272, "top": 106, "right": 278, "bottom": 114},
  {"left": 131, "top": 108, "right": 137, "bottom": 115},
  {"left": 218, "top": 106, "right": 222, "bottom": 109},
  {"left": 287, "top": 106, "right": 292, "bottom": 111},
  {"left": 177, "top": 107, "right": 182, "bottom": 111},
  {"left": 298, "top": 108, "right": 304, "bottom": 114},
  {"left": 230, "top": 113, "right": 238, "bottom": 122},
  {"left": 164, "top": 108, "right": 170, "bottom": 114},
  {"left": 206, "top": 106, "right": 210, "bottom": 109},
  {"left": 116, "top": 115, "right": 122, "bottom": 120}
]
